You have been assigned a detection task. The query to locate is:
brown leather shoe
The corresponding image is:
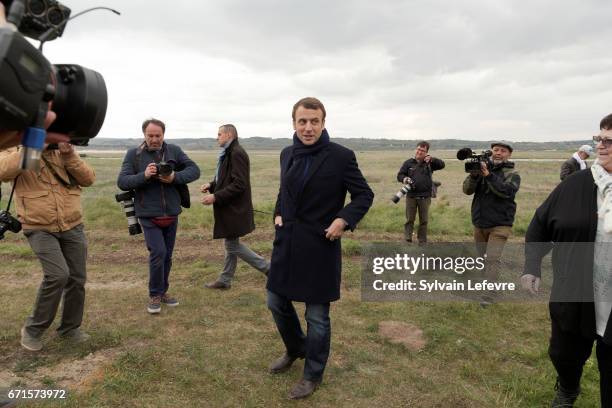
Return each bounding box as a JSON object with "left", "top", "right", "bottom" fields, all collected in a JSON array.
[
  {"left": 288, "top": 378, "right": 320, "bottom": 399},
  {"left": 204, "top": 280, "right": 231, "bottom": 290},
  {"left": 269, "top": 353, "right": 303, "bottom": 374}
]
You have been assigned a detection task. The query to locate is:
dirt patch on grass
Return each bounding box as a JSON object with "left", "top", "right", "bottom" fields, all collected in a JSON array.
[
  {"left": 378, "top": 321, "right": 427, "bottom": 352},
  {"left": 0, "top": 341, "right": 149, "bottom": 393},
  {"left": 34, "top": 348, "right": 122, "bottom": 389}
]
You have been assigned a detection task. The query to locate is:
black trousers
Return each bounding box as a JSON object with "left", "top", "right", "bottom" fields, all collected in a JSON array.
[{"left": 549, "top": 317, "right": 612, "bottom": 406}]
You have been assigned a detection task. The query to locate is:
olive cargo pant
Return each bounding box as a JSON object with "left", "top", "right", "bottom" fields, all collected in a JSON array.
[
  {"left": 23, "top": 224, "right": 88, "bottom": 338},
  {"left": 473, "top": 225, "right": 512, "bottom": 281},
  {"left": 405, "top": 197, "right": 431, "bottom": 243}
]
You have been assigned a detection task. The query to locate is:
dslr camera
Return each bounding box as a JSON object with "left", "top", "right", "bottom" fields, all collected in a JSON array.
[
  {"left": 0, "top": 0, "right": 109, "bottom": 169},
  {"left": 391, "top": 177, "right": 414, "bottom": 204},
  {"left": 0, "top": 209, "right": 21, "bottom": 240},
  {"left": 456, "top": 148, "right": 493, "bottom": 173},
  {"left": 155, "top": 161, "right": 174, "bottom": 177}
]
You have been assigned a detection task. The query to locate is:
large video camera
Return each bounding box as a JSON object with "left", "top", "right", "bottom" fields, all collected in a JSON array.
[
  {"left": 0, "top": 0, "right": 112, "bottom": 169},
  {"left": 456, "top": 148, "right": 493, "bottom": 173}
]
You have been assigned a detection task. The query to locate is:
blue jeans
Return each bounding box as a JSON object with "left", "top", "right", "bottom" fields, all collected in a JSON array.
[
  {"left": 140, "top": 218, "right": 178, "bottom": 297},
  {"left": 267, "top": 290, "right": 331, "bottom": 381}
]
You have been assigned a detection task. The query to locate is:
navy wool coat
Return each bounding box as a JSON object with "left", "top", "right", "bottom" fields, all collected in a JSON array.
[{"left": 267, "top": 141, "right": 374, "bottom": 303}]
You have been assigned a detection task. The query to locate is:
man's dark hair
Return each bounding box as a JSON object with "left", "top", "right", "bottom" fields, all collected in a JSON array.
[
  {"left": 292, "top": 97, "right": 326, "bottom": 121},
  {"left": 142, "top": 118, "right": 166, "bottom": 134},
  {"left": 600, "top": 113, "right": 612, "bottom": 130},
  {"left": 220, "top": 124, "right": 238, "bottom": 139},
  {"left": 417, "top": 141, "right": 430, "bottom": 151}
]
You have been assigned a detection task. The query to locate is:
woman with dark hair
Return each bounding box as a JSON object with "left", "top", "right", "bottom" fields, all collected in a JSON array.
[{"left": 521, "top": 113, "right": 612, "bottom": 407}]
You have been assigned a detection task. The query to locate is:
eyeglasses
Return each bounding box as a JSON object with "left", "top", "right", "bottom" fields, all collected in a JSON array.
[{"left": 592, "top": 136, "right": 612, "bottom": 147}]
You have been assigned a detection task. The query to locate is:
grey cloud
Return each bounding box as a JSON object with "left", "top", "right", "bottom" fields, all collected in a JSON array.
[{"left": 50, "top": 0, "right": 612, "bottom": 141}]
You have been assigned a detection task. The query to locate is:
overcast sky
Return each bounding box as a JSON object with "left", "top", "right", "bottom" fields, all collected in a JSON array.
[{"left": 39, "top": 0, "right": 612, "bottom": 141}]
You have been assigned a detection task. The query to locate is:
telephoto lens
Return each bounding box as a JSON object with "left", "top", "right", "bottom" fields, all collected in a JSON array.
[
  {"left": 115, "top": 191, "right": 142, "bottom": 235},
  {"left": 391, "top": 184, "right": 412, "bottom": 204}
]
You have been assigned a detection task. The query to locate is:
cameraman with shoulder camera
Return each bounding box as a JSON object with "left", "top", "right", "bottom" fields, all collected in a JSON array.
[
  {"left": 0, "top": 141, "right": 95, "bottom": 352},
  {"left": 396, "top": 141, "right": 445, "bottom": 243},
  {"left": 462, "top": 142, "right": 520, "bottom": 295},
  {"left": 117, "top": 118, "right": 200, "bottom": 314}
]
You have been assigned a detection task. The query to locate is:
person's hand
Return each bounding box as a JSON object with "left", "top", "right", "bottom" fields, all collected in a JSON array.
[
  {"left": 201, "top": 183, "right": 210, "bottom": 193},
  {"left": 480, "top": 162, "right": 490, "bottom": 177},
  {"left": 0, "top": 111, "right": 69, "bottom": 150},
  {"left": 424, "top": 155, "right": 431, "bottom": 164},
  {"left": 159, "top": 171, "right": 175, "bottom": 184},
  {"left": 58, "top": 142, "right": 74, "bottom": 156},
  {"left": 520, "top": 274, "right": 541, "bottom": 295},
  {"left": 402, "top": 176, "right": 413, "bottom": 185},
  {"left": 144, "top": 163, "right": 157, "bottom": 179},
  {"left": 325, "top": 218, "right": 347, "bottom": 241},
  {"left": 42, "top": 110, "right": 70, "bottom": 144},
  {"left": 201, "top": 194, "right": 215, "bottom": 205},
  {"left": 274, "top": 215, "right": 283, "bottom": 227}
]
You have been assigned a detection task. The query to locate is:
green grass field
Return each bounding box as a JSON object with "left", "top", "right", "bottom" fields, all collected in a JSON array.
[{"left": 0, "top": 149, "right": 601, "bottom": 407}]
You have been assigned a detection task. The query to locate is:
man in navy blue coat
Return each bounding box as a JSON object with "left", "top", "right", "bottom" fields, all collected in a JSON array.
[
  {"left": 266, "top": 97, "right": 374, "bottom": 399},
  {"left": 117, "top": 118, "right": 200, "bottom": 314}
]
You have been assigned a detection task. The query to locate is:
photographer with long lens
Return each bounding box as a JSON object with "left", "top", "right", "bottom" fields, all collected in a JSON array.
[
  {"left": 462, "top": 142, "right": 520, "bottom": 304},
  {"left": 117, "top": 118, "right": 200, "bottom": 315},
  {"left": 396, "top": 141, "right": 444, "bottom": 243},
  {"left": 0, "top": 140, "right": 95, "bottom": 352}
]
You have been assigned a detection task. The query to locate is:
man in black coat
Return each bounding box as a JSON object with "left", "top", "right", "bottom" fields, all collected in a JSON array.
[
  {"left": 396, "top": 141, "right": 445, "bottom": 243},
  {"left": 266, "top": 97, "right": 374, "bottom": 399},
  {"left": 522, "top": 114, "right": 612, "bottom": 407},
  {"left": 560, "top": 144, "right": 593, "bottom": 181},
  {"left": 201, "top": 124, "right": 269, "bottom": 289}
]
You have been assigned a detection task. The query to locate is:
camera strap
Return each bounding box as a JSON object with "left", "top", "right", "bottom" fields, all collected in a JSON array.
[
  {"left": 41, "top": 155, "right": 77, "bottom": 188},
  {"left": 2, "top": 175, "right": 20, "bottom": 213}
]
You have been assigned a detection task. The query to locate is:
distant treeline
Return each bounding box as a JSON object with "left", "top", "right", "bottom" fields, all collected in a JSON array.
[{"left": 88, "top": 137, "right": 591, "bottom": 151}]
